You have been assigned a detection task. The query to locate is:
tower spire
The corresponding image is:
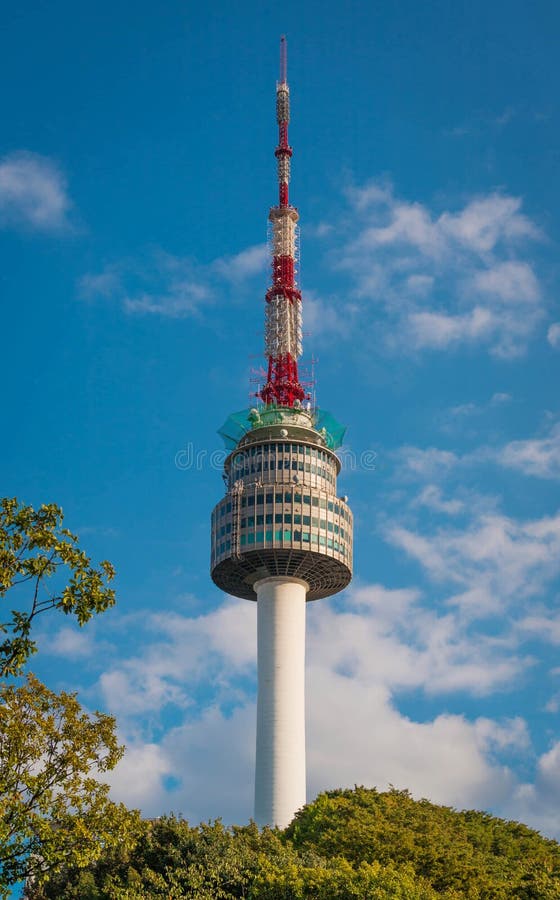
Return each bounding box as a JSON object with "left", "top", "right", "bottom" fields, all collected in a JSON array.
[{"left": 260, "top": 36, "right": 305, "bottom": 409}]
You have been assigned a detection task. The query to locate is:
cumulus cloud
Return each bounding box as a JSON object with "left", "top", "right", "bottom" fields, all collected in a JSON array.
[
  {"left": 394, "top": 446, "right": 460, "bottom": 480},
  {"left": 438, "top": 195, "right": 539, "bottom": 253},
  {"left": 337, "top": 182, "right": 544, "bottom": 358},
  {"left": 517, "top": 613, "right": 560, "bottom": 645},
  {"left": 48, "top": 626, "right": 97, "bottom": 660},
  {"left": 413, "top": 484, "right": 465, "bottom": 515},
  {"left": 506, "top": 741, "right": 560, "bottom": 836},
  {"left": 406, "top": 307, "right": 495, "bottom": 350},
  {"left": 548, "top": 323, "right": 560, "bottom": 348},
  {"left": 388, "top": 511, "right": 560, "bottom": 616},
  {"left": 471, "top": 261, "right": 540, "bottom": 303},
  {"left": 0, "top": 151, "right": 72, "bottom": 231},
  {"left": 107, "top": 741, "right": 174, "bottom": 811},
  {"left": 97, "top": 601, "right": 256, "bottom": 725},
  {"left": 498, "top": 422, "right": 560, "bottom": 479},
  {"left": 79, "top": 243, "right": 266, "bottom": 318},
  {"left": 303, "top": 290, "right": 356, "bottom": 340},
  {"left": 99, "top": 580, "right": 547, "bottom": 829},
  {"left": 123, "top": 280, "right": 212, "bottom": 317},
  {"left": 306, "top": 667, "right": 523, "bottom": 812},
  {"left": 212, "top": 243, "right": 267, "bottom": 281},
  {"left": 395, "top": 419, "right": 560, "bottom": 483},
  {"left": 434, "top": 393, "right": 513, "bottom": 440}
]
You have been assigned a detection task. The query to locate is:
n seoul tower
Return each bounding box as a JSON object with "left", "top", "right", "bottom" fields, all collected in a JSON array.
[{"left": 211, "top": 37, "right": 353, "bottom": 829}]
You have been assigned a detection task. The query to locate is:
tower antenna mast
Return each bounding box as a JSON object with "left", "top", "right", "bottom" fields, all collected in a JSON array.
[{"left": 259, "top": 36, "right": 305, "bottom": 408}]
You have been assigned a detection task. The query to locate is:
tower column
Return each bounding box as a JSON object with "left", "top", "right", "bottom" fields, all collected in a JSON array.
[{"left": 254, "top": 576, "right": 308, "bottom": 828}]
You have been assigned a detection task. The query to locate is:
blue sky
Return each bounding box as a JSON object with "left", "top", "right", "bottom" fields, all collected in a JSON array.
[{"left": 2, "top": 0, "right": 560, "bottom": 840}]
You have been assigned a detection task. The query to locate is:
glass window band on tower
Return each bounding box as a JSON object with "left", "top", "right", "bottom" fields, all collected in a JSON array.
[{"left": 210, "top": 416, "right": 353, "bottom": 602}]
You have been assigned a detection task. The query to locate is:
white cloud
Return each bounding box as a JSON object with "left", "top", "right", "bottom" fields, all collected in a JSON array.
[
  {"left": 491, "top": 392, "right": 512, "bottom": 405},
  {"left": 78, "top": 268, "right": 122, "bottom": 301},
  {"left": 102, "top": 584, "right": 533, "bottom": 825},
  {"left": 388, "top": 511, "right": 560, "bottom": 615},
  {"left": 394, "top": 446, "right": 460, "bottom": 479},
  {"left": 308, "top": 588, "right": 524, "bottom": 697},
  {"left": 498, "top": 422, "right": 560, "bottom": 479},
  {"left": 517, "top": 613, "right": 560, "bottom": 645},
  {"left": 81, "top": 562, "right": 560, "bottom": 836},
  {"left": 506, "top": 741, "right": 560, "bottom": 836},
  {"left": 413, "top": 484, "right": 465, "bottom": 515},
  {"left": 0, "top": 151, "right": 72, "bottom": 231},
  {"left": 406, "top": 273, "right": 434, "bottom": 295},
  {"left": 547, "top": 323, "right": 560, "bottom": 348},
  {"left": 158, "top": 704, "right": 255, "bottom": 822},
  {"left": 347, "top": 186, "right": 539, "bottom": 259},
  {"left": 303, "top": 290, "right": 354, "bottom": 339},
  {"left": 123, "top": 280, "right": 211, "bottom": 317},
  {"left": 395, "top": 419, "right": 560, "bottom": 483},
  {"left": 107, "top": 741, "right": 174, "bottom": 811},
  {"left": 212, "top": 243, "right": 267, "bottom": 280},
  {"left": 97, "top": 600, "right": 256, "bottom": 723},
  {"left": 79, "top": 242, "right": 267, "bottom": 318},
  {"left": 471, "top": 261, "right": 540, "bottom": 303},
  {"left": 306, "top": 667, "right": 523, "bottom": 812},
  {"left": 438, "top": 195, "right": 540, "bottom": 254},
  {"left": 337, "top": 182, "right": 544, "bottom": 358},
  {"left": 406, "top": 307, "right": 495, "bottom": 350},
  {"left": 48, "top": 626, "right": 96, "bottom": 659},
  {"left": 355, "top": 201, "right": 443, "bottom": 258}
]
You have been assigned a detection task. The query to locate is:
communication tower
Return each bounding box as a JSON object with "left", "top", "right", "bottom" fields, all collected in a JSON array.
[{"left": 210, "top": 36, "right": 353, "bottom": 828}]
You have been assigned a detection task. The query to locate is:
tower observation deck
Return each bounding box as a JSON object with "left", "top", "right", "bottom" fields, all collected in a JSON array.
[{"left": 210, "top": 37, "right": 353, "bottom": 829}]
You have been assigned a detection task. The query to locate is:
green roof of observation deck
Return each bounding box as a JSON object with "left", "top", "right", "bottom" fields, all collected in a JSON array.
[{"left": 218, "top": 405, "right": 347, "bottom": 453}]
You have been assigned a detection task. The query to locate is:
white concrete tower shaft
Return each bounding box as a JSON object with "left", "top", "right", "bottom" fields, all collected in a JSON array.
[{"left": 254, "top": 577, "right": 307, "bottom": 828}]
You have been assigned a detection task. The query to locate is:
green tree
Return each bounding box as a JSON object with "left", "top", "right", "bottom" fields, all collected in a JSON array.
[
  {"left": 286, "top": 786, "right": 560, "bottom": 899},
  {"left": 0, "top": 674, "right": 139, "bottom": 897},
  {"left": 0, "top": 497, "right": 115, "bottom": 676}
]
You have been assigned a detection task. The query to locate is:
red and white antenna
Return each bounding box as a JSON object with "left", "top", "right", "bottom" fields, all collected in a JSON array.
[{"left": 259, "top": 36, "right": 306, "bottom": 409}]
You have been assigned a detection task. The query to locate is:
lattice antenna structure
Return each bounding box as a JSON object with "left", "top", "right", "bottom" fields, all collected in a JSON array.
[{"left": 259, "top": 36, "right": 305, "bottom": 408}]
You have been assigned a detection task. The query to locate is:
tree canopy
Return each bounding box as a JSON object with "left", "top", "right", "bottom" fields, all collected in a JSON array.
[
  {"left": 0, "top": 497, "right": 115, "bottom": 676},
  {"left": 27, "top": 787, "right": 560, "bottom": 899},
  {"left": 0, "top": 675, "right": 139, "bottom": 897}
]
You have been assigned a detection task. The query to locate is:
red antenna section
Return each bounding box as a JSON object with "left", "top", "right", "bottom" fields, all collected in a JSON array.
[{"left": 260, "top": 36, "right": 306, "bottom": 409}]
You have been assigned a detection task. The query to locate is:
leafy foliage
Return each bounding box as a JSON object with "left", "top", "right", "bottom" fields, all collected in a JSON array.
[
  {"left": 27, "top": 788, "right": 560, "bottom": 898},
  {"left": 0, "top": 497, "right": 115, "bottom": 676},
  {"left": 29, "top": 816, "right": 441, "bottom": 899},
  {"left": 0, "top": 675, "right": 139, "bottom": 897},
  {"left": 286, "top": 787, "right": 560, "bottom": 898}
]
